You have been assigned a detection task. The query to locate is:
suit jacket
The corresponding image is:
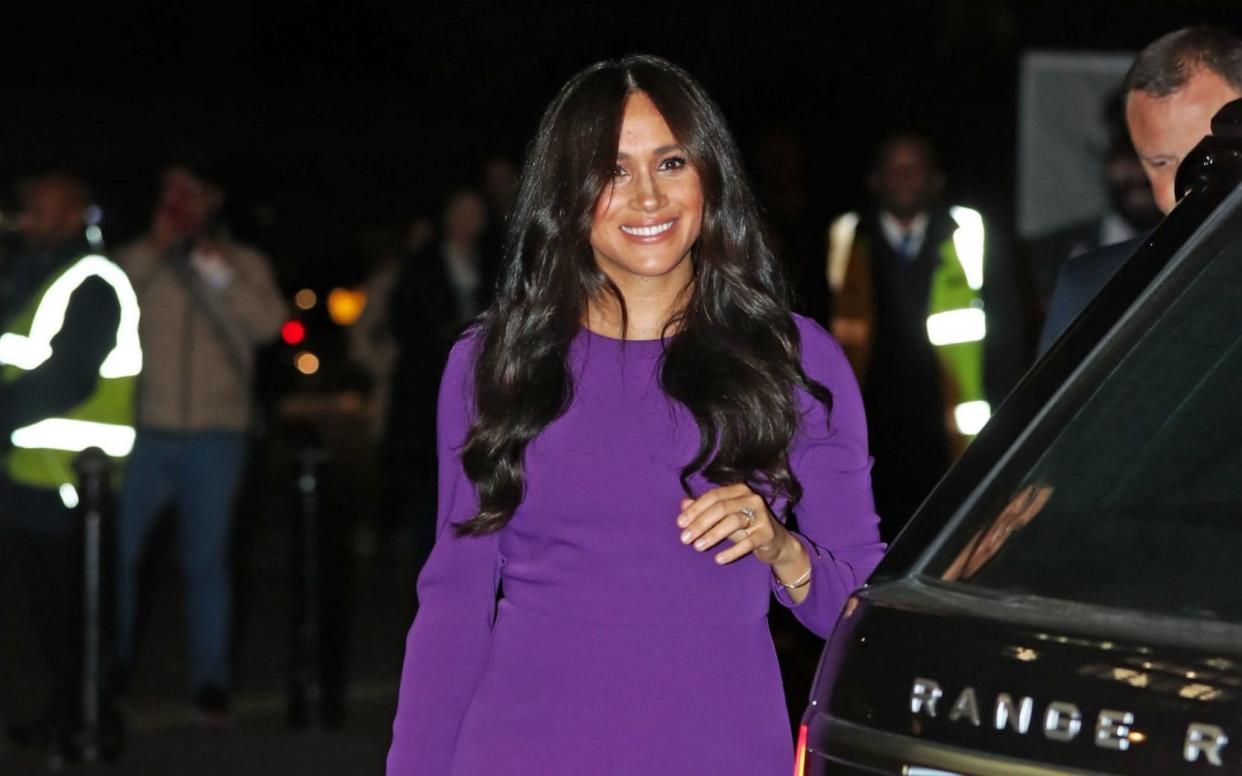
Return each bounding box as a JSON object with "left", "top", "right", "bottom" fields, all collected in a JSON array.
[
  {"left": 1026, "top": 217, "right": 1107, "bottom": 305},
  {"left": 840, "top": 208, "right": 1029, "bottom": 420},
  {"left": 387, "top": 244, "right": 496, "bottom": 435},
  {"left": 832, "top": 206, "right": 1029, "bottom": 538},
  {"left": 1037, "top": 237, "right": 1141, "bottom": 356}
]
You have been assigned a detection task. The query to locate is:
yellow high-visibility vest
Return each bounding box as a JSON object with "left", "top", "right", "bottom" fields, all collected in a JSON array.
[
  {"left": 827, "top": 207, "right": 990, "bottom": 449},
  {"left": 0, "top": 254, "right": 142, "bottom": 506}
]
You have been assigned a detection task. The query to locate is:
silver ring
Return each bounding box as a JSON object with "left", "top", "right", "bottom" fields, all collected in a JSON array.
[{"left": 740, "top": 506, "right": 755, "bottom": 530}]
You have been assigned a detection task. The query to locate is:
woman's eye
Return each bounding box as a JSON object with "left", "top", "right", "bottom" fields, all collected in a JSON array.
[
  {"left": 660, "top": 156, "right": 687, "bottom": 171},
  {"left": 613, "top": 164, "right": 628, "bottom": 178}
]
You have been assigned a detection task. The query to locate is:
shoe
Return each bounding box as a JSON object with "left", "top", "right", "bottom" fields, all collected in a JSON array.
[
  {"left": 193, "top": 685, "right": 231, "bottom": 725},
  {"left": 6, "top": 715, "right": 83, "bottom": 769},
  {"left": 5, "top": 717, "right": 43, "bottom": 749}
]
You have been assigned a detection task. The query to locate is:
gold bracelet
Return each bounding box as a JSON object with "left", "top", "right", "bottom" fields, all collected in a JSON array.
[{"left": 775, "top": 566, "right": 812, "bottom": 590}]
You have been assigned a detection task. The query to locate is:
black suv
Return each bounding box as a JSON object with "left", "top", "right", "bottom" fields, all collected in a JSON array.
[{"left": 798, "top": 100, "right": 1242, "bottom": 776}]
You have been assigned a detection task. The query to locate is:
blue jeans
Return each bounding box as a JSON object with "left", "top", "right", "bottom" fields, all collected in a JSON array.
[{"left": 116, "top": 429, "right": 246, "bottom": 691}]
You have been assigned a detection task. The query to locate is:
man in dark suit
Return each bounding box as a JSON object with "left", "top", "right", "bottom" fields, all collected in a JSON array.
[
  {"left": 382, "top": 190, "right": 495, "bottom": 577},
  {"left": 1038, "top": 237, "right": 1142, "bottom": 354},
  {"left": 1026, "top": 133, "right": 1159, "bottom": 313},
  {"left": 1040, "top": 26, "right": 1242, "bottom": 354},
  {"left": 828, "top": 134, "right": 1027, "bottom": 539}
]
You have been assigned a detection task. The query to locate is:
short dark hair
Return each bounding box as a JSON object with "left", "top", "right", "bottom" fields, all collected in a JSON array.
[
  {"left": 1124, "top": 25, "right": 1242, "bottom": 98},
  {"left": 162, "top": 146, "right": 227, "bottom": 189},
  {"left": 873, "top": 131, "right": 940, "bottom": 173}
]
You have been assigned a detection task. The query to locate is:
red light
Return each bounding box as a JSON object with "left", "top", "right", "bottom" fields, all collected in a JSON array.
[
  {"left": 281, "top": 320, "right": 306, "bottom": 346},
  {"left": 793, "top": 723, "right": 808, "bottom": 776}
]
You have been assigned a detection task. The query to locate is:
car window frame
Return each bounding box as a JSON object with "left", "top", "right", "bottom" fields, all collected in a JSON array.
[{"left": 866, "top": 180, "right": 1242, "bottom": 645}]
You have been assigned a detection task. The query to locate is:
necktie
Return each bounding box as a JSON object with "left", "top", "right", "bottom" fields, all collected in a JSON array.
[{"left": 898, "top": 231, "right": 916, "bottom": 262}]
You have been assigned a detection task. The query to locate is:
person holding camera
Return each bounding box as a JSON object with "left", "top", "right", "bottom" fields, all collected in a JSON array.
[{"left": 113, "top": 159, "right": 287, "bottom": 719}]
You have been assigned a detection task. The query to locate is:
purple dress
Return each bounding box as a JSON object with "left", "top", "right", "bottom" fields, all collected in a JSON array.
[{"left": 387, "top": 314, "right": 885, "bottom": 775}]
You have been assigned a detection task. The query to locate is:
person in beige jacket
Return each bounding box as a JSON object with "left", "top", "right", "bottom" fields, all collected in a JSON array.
[{"left": 114, "top": 161, "right": 287, "bottom": 717}]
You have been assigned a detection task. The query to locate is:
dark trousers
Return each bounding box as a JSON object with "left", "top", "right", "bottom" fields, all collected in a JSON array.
[
  {"left": 0, "top": 478, "right": 82, "bottom": 744},
  {"left": 116, "top": 430, "right": 245, "bottom": 692},
  {"left": 378, "top": 410, "right": 437, "bottom": 578}
]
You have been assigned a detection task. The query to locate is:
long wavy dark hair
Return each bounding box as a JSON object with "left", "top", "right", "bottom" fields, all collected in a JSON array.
[{"left": 456, "top": 54, "right": 832, "bottom": 536}]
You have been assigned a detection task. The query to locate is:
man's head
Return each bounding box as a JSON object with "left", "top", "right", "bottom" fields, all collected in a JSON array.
[
  {"left": 16, "top": 172, "right": 91, "bottom": 251},
  {"left": 155, "top": 161, "right": 225, "bottom": 238},
  {"left": 482, "top": 156, "right": 518, "bottom": 217},
  {"left": 1124, "top": 25, "right": 1242, "bottom": 214},
  {"left": 869, "top": 133, "right": 944, "bottom": 222},
  {"left": 406, "top": 214, "right": 435, "bottom": 254},
  {"left": 1103, "top": 134, "right": 1161, "bottom": 231},
  {"left": 442, "top": 189, "right": 487, "bottom": 247}
]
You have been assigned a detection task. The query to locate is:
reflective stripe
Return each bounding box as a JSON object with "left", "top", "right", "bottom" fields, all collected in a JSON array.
[
  {"left": 954, "top": 401, "right": 992, "bottom": 436},
  {"left": 949, "top": 206, "right": 985, "bottom": 291},
  {"left": 59, "top": 484, "right": 80, "bottom": 509},
  {"left": 0, "top": 255, "right": 142, "bottom": 378},
  {"left": 0, "top": 332, "right": 51, "bottom": 369},
  {"left": 11, "top": 418, "right": 136, "bottom": 457},
  {"left": 926, "top": 308, "right": 986, "bottom": 346},
  {"left": 827, "top": 212, "right": 860, "bottom": 292}
]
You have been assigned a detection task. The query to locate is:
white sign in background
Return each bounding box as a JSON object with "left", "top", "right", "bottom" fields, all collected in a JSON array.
[{"left": 1017, "top": 51, "right": 1135, "bottom": 238}]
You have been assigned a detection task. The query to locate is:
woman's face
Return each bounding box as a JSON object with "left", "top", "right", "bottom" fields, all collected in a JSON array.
[{"left": 590, "top": 91, "right": 703, "bottom": 291}]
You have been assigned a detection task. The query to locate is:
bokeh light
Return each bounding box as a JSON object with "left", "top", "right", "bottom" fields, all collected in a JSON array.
[
  {"left": 295, "top": 351, "right": 320, "bottom": 375},
  {"left": 295, "top": 288, "right": 318, "bottom": 311},
  {"left": 327, "top": 287, "right": 366, "bottom": 326},
  {"left": 281, "top": 320, "right": 306, "bottom": 346}
]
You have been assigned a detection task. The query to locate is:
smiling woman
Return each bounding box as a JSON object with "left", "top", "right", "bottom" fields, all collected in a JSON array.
[
  {"left": 588, "top": 92, "right": 703, "bottom": 331},
  {"left": 386, "top": 55, "right": 885, "bottom": 776}
]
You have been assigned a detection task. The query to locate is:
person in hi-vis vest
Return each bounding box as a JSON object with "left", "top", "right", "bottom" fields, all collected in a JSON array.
[
  {"left": 826, "top": 134, "right": 1027, "bottom": 541},
  {"left": 0, "top": 172, "right": 138, "bottom": 762}
]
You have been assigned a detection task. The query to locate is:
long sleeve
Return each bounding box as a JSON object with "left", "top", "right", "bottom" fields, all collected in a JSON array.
[
  {"left": 205, "top": 244, "right": 288, "bottom": 345},
  {"left": 771, "top": 316, "right": 886, "bottom": 637},
  {"left": 387, "top": 334, "right": 500, "bottom": 775}
]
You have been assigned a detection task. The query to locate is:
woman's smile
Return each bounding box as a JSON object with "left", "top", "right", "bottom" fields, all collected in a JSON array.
[
  {"left": 619, "top": 217, "right": 678, "bottom": 240},
  {"left": 589, "top": 91, "right": 703, "bottom": 288}
]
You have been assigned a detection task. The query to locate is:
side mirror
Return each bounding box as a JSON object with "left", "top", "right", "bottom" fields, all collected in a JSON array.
[{"left": 1175, "top": 98, "right": 1242, "bottom": 202}]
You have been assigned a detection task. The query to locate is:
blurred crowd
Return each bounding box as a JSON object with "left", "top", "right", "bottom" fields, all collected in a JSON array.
[{"left": 0, "top": 151, "right": 522, "bottom": 765}]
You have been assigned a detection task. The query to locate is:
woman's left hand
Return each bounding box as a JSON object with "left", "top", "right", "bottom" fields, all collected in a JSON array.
[{"left": 676, "top": 484, "right": 798, "bottom": 567}]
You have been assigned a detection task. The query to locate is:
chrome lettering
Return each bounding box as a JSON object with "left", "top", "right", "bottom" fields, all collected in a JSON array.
[
  {"left": 911, "top": 678, "right": 943, "bottom": 717},
  {"left": 1095, "top": 709, "right": 1134, "bottom": 751},
  {"left": 1043, "top": 702, "right": 1082, "bottom": 742},
  {"left": 948, "top": 687, "right": 980, "bottom": 726},
  {"left": 1185, "top": 723, "right": 1228, "bottom": 766},
  {"left": 994, "top": 693, "right": 1033, "bottom": 734}
]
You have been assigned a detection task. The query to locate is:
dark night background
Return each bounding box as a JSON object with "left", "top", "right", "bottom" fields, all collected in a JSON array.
[
  {"left": 2, "top": 1, "right": 1237, "bottom": 291},
  {"left": 2, "top": 3, "right": 1241, "bottom": 772}
]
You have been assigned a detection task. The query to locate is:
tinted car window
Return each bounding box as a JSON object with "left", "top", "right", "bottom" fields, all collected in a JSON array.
[{"left": 925, "top": 228, "right": 1242, "bottom": 623}]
